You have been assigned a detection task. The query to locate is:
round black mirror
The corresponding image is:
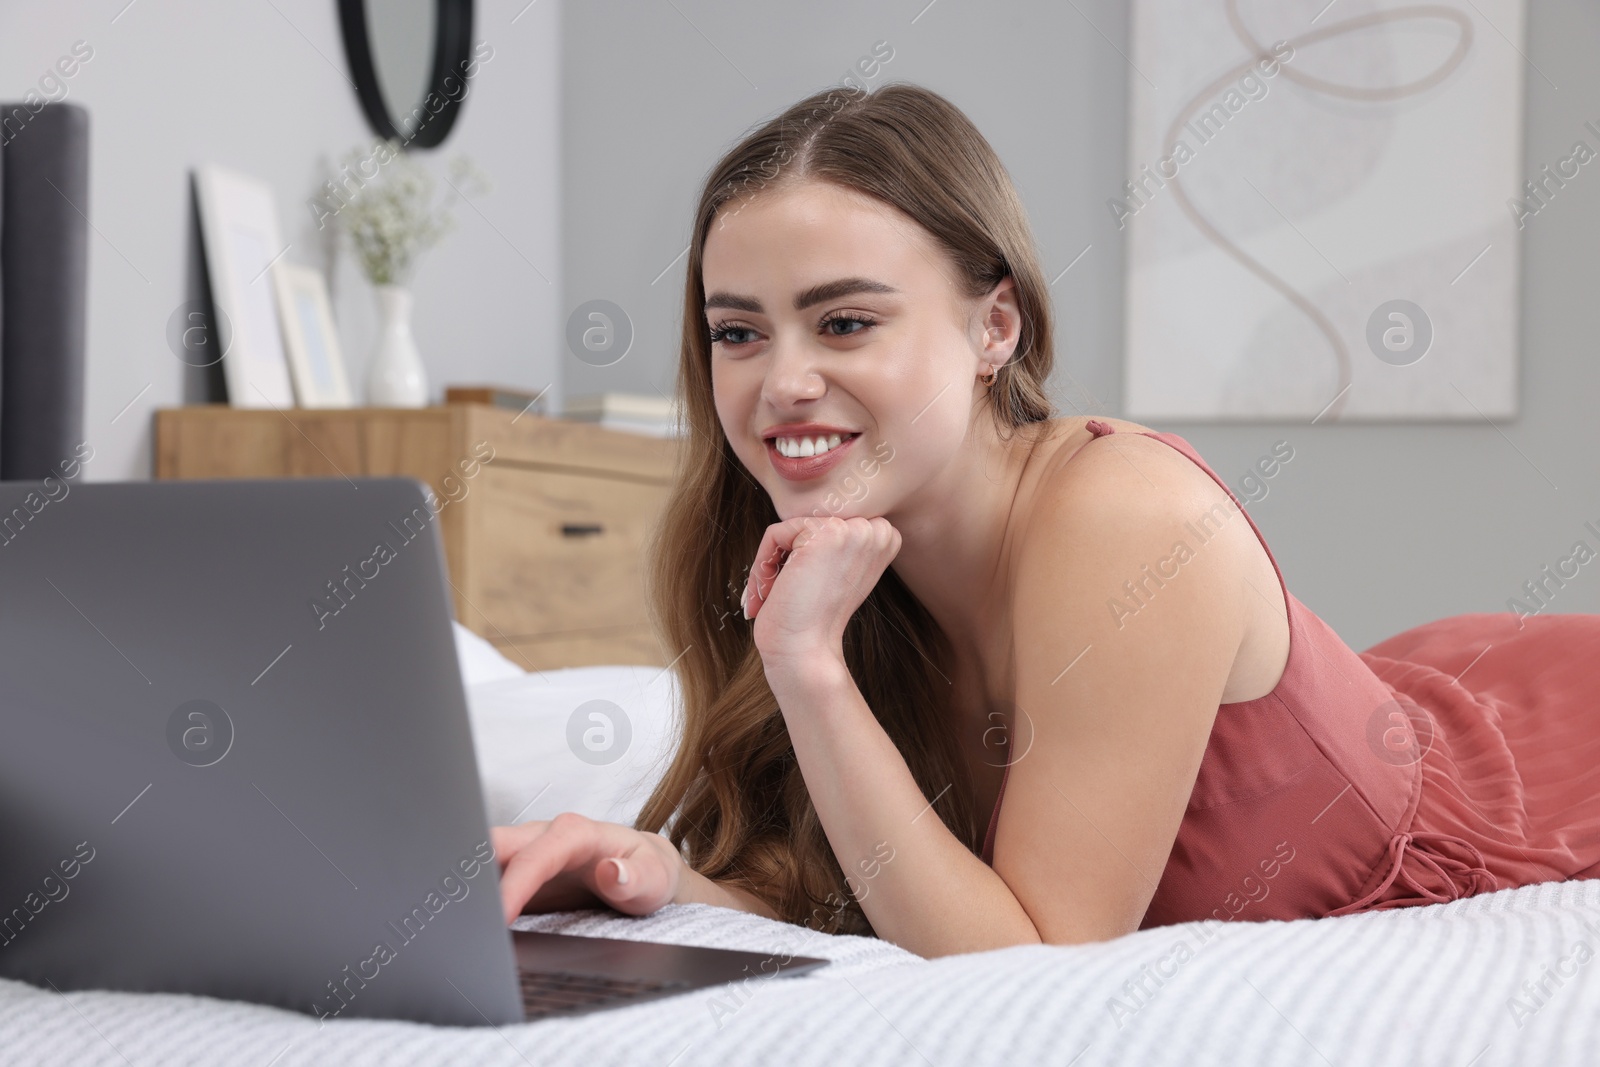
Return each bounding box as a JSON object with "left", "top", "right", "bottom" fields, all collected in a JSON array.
[{"left": 337, "top": 0, "right": 475, "bottom": 150}]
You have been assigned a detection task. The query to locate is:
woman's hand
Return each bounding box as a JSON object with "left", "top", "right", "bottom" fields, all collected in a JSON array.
[
  {"left": 741, "top": 515, "right": 902, "bottom": 669},
  {"left": 492, "top": 813, "right": 684, "bottom": 924}
]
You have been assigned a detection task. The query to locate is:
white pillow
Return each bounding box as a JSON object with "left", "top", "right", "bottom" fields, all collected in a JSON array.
[
  {"left": 462, "top": 664, "right": 682, "bottom": 832},
  {"left": 451, "top": 620, "right": 528, "bottom": 686}
]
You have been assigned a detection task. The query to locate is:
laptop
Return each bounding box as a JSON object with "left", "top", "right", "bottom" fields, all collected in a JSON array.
[{"left": 0, "top": 475, "right": 826, "bottom": 1026}]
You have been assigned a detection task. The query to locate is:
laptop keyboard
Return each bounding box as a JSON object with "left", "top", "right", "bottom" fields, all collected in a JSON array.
[{"left": 518, "top": 968, "right": 690, "bottom": 1019}]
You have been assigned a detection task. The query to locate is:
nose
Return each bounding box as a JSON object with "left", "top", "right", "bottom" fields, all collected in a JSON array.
[{"left": 759, "top": 333, "right": 826, "bottom": 409}]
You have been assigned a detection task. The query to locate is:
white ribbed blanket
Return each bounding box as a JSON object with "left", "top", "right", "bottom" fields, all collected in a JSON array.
[{"left": 3, "top": 877, "right": 1597, "bottom": 1066}]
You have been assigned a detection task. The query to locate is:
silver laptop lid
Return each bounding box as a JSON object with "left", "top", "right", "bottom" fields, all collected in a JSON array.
[{"left": 0, "top": 476, "right": 522, "bottom": 1026}]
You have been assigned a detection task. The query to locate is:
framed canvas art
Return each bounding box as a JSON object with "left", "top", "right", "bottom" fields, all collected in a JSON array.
[
  {"left": 193, "top": 165, "right": 296, "bottom": 409},
  {"left": 1120, "top": 0, "right": 1525, "bottom": 422}
]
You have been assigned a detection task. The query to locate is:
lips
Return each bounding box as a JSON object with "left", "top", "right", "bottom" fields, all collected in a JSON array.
[{"left": 765, "top": 432, "right": 861, "bottom": 481}]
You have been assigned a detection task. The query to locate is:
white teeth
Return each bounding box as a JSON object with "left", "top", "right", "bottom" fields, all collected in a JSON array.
[{"left": 775, "top": 433, "right": 849, "bottom": 458}]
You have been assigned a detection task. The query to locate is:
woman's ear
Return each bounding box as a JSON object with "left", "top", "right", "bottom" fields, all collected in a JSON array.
[{"left": 976, "top": 276, "right": 1022, "bottom": 368}]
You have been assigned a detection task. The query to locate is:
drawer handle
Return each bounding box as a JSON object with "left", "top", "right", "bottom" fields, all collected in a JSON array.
[{"left": 561, "top": 522, "right": 605, "bottom": 537}]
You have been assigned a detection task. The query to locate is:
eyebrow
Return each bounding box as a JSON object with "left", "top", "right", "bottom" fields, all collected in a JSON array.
[{"left": 703, "top": 277, "right": 900, "bottom": 316}]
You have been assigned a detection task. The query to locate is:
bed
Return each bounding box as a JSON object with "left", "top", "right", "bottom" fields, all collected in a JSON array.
[{"left": 3, "top": 627, "right": 1596, "bottom": 1066}]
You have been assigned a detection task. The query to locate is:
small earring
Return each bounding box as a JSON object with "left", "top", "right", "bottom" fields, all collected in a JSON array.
[{"left": 979, "top": 367, "right": 998, "bottom": 388}]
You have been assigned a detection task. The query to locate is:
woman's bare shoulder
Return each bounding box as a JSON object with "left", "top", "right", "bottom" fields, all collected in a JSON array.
[
  {"left": 1016, "top": 416, "right": 1233, "bottom": 552},
  {"left": 1024, "top": 416, "right": 1185, "bottom": 499}
]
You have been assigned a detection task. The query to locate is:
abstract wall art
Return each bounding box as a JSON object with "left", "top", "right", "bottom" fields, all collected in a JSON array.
[{"left": 1120, "top": 0, "right": 1527, "bottom": 422}]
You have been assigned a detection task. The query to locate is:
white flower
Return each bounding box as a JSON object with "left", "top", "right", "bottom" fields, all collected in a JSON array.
[{"left": 331, "top": 139, "right": 491, "bottom": 286}]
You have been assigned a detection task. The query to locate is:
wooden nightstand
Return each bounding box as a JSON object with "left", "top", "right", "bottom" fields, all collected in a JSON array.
[{"left": 153, "top": 402, "right": 682, "bottom": 670}]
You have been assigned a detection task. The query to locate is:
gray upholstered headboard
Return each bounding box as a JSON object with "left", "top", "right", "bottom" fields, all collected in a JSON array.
[{"left": 0, "top": 100, "right": 88, "bottom": 481}]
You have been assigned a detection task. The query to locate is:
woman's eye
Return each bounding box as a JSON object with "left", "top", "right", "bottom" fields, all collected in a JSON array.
[
  {"left": 708, "top": 323, "right": 756, "bottom": 347},
  {"left": 822, "top": 313, "right": 874, "bottom": 338}
]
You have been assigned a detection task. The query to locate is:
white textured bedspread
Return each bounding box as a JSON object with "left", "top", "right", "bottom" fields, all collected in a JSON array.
[{"left": 3, "top": 876, "right": 1598, "bottom": 1066}]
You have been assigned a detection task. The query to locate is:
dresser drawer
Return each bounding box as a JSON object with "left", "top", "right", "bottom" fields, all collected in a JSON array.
[
  {"left": 473, "top": 465, "right": 669, "bottom": 637},
  {"left": 155, "top": 403, "right": 682, "bottom": 669}
]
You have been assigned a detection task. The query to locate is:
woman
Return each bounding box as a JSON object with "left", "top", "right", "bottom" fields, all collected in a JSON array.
[{"left": 493, "top": 83, "right": 1600, "bottom": 958}]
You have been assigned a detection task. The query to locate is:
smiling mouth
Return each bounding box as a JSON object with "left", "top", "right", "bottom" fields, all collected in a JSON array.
[
  {"left": 767, "top": 431, "right": 860, "bottom": 459},
  {"left": 763, "top": 431, "right": 864, "bottom": 481}
]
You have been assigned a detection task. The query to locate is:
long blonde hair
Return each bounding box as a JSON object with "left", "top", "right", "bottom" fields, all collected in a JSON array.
[{"left": 634, "top": 82, "right": 1057, "bottom": 936}]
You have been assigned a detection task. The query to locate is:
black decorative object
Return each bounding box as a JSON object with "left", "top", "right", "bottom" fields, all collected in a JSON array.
[
  {"left": 337, "top": 0, "right": 476, "bottom": 151},
  {"left": 0, "top": 101, "right": 88, "bottom": 481}
]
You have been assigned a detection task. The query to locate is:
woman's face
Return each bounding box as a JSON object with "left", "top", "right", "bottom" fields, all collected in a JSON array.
[{"left": 703, "top": 180, "right": 1018, "bottom": 523}]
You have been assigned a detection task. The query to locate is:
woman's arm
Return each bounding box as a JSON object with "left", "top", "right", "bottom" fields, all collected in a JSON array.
[
  {"left": 739, "top": 515, "right": 1044, "bottom": 956},
  {"left": 742, "top": 439, "right": 1250, "bottom": 957},
  {"left": 764, "top": 655, "right": 1043, "bottom": 957},
  {"left": 673, "top": 865, "right": 782, "bottom": 919}
]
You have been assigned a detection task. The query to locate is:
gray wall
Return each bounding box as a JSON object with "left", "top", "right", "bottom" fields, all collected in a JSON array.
[
  {"left": 563, "top": 0, "right": 1600, "bottom": 650},
  {"left": 0, "top": 0, "right": 561, "bottom": 483},
  {"left": 3, "top": 1, "right": 1594, "bottom": 650}
]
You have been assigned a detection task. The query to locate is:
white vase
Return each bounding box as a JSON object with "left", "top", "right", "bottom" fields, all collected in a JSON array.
[{"left": 366, "top": 284, "right": 428, "bottom": 407}]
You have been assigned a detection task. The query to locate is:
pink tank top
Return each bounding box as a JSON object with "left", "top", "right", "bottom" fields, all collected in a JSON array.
[{"left": 979, "top": 418, "right": 1495, "bottom": 926}]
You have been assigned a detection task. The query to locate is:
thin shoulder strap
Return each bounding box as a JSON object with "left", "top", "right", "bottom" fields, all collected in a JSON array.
[{"left": 1074, "top": 418, "right": 1292, "bottom": 635}]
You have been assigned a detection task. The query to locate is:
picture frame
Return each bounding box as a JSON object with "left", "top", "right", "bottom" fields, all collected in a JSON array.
[
  {"left": 272, "top": 262, "right": 354, "bottom": 408},
  {"left": 192, "top": 164, "right": 295, "bottom": 408},
  {"left": 1120, "top": 0, "right": 1524, "bottom": 422}
]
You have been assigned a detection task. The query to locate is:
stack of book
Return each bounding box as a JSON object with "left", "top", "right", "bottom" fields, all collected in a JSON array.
[
  {"left": 561, "top": 392, "right": 684, "bottom": 437},
  {"left": 445, "top": 385, "right": 552, "bottom": 416}
]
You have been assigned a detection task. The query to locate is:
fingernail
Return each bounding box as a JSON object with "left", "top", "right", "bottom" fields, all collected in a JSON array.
[{"left": 610, "top": 857, "right": 630, "bottom": 885}]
